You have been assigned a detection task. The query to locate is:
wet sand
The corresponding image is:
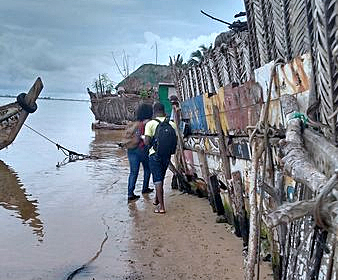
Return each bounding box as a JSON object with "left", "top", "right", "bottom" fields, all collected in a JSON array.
[{"left": 114, "top": 176, "right": 273, "bottom": 280}]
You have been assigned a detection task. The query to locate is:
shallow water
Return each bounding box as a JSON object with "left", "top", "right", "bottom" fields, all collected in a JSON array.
[{"left": 0, "top": 97, "right": 147, "bottom": 279}]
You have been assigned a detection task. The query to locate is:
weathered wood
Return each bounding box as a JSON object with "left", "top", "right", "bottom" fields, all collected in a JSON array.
[
  {"left": 303, "top": 129, "right": 338, "bottom": 177},
  {"left": 0, "top": 77, "right": 43, "bottom": 150},
  {"left": 91, "top": 121, "right": 127, "bottom": 130},
  {"left": 197, "top": 151, "right": 217, "bottom": 212},
  {"left": 0, "top": 106, "right": 20, "bottom": 122},
  {"left": 232, "top": 171, "right": 249, "bottom": 246},
  {"left": 172, "top": 103, "right": 188, "bottom": 174},
  {"left": 210, "top": 174, "right": 225, "bottom": 216},
  {"left": 245, "top": 139, "right": 260, "bottom": 280},
  {"left": 89, "top": 95, "right": 153, "bottom": 124},
  {"left": 265, "top": 200, "right": 315, "bottom": 227},
  {"left": 212, "top": 105, "right": 231, "bottom": 179},
  {"left": 279, "top": 94, "right": 328, "bottom": 193}
]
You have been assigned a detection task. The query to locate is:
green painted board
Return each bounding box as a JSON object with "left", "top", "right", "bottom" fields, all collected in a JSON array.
[{"left": 158, "top": 86, "right": 172, "bottom": 116}]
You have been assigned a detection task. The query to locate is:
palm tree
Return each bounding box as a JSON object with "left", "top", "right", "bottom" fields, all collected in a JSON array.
[{"left": 187, "top": 44, "right": 212, "bottom": 66}]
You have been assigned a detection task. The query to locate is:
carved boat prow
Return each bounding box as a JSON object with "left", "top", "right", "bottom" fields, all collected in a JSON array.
[{"left": 0, "top": 77, "right": 43, "bottom": 150}]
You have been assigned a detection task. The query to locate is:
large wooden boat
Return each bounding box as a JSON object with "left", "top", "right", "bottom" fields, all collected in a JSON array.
[{"left": 0, "top": 77, "right": 43, "bottom": 150}]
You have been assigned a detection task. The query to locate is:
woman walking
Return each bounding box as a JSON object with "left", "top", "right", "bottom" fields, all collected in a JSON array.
[{"left": 122, "top": 103, "right": 153, "bottom": 201}]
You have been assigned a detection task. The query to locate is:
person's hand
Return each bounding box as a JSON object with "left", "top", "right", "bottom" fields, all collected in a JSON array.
[{"left": 117, "top": 142, "right": 124, "bottom": 148}]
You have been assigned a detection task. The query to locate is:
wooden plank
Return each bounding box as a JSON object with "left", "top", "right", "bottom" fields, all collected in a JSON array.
[{"left": 212, "top": 105, "right": 231, "bottom": 179}]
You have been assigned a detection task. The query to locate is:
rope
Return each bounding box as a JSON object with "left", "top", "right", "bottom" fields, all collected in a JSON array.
[
  {"left": 23, "top": 123, "right": 95, "bottom": 166},
  {"left": 290, "top": 112, "right": 309, "bottom": 126},
  {"left": 24, "top": 123, "right": 58, "bottom": 146}
]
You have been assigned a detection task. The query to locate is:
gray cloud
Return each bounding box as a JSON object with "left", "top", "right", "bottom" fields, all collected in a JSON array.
[{"left": 0, "top": 0, "right": 245, "bottom": 97}]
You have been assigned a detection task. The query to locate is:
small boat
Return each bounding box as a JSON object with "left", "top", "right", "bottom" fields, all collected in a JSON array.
[{"left": 0, "top": 77, "right": 43, "bottom": 150}]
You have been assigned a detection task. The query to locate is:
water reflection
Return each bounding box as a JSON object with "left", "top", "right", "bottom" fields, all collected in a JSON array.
[
  {"left": 89, "top": 129, "right": 126, "bottom": 159},
  {"left": 0, "top": 160, "right": 44, "bottom": 241},
  {"left": 88, "top": 129, "right": 129, "bottom": 194}
]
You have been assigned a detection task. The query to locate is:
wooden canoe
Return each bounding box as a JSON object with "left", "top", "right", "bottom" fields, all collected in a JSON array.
[{"left": 0, "top": 77, "right": 43, "bottom": 150}]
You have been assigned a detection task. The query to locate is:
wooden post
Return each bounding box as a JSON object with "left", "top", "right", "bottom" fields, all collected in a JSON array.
[
  {"left": 197, "top": 151, "right": 215, "bottom": 210},
  {"left": 246, "top": 138, "right": 261, "bottom": 280},
  {"left": 212, "top": 105, "right": 231, "bottom": 179},
  {"left": 172, "top": 104, "right": 188, "bottom": 174},
  {"left": 232, "top": 171, "right": 249, "bottom": 247}
]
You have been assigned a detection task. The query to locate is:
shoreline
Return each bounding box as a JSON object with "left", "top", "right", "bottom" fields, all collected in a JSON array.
[{"left": 0, "top": 95, "right": 89, "bottom": 102}]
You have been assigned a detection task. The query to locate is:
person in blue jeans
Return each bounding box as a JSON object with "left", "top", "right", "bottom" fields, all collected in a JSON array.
[
  {"left": 126, "top": 103, "right": 153, "bottom": 201},
  {"left": 144, "top": 103, "right": 176, "bottom": 213}
]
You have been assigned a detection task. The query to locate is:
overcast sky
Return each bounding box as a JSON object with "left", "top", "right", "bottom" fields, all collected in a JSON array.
[{"left": 0, "top": 0, "right": 245, "bottom": 98}]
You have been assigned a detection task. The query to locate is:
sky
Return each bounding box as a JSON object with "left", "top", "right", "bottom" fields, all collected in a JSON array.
[{"left": 0, "top": 0, "right": 245, "bottom": 99}]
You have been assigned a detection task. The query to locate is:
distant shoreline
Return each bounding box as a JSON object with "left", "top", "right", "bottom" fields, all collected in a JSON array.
[{"left": 0, "top": 95, "right": 89, "bottom": 102}]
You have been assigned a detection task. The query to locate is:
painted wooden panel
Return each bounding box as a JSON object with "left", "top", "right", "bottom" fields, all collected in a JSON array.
[
  {"left": 181, "top": 83, "right": 262, "bottom": 134},
  {"left": 204, "top": 87, "right": 229, "bottom": 134},
  {"left": 181, "top": 95, "right": 208, "bottom": 133},
  {"left": 222, "top": 82, "right": 262, "bottom": 132}
]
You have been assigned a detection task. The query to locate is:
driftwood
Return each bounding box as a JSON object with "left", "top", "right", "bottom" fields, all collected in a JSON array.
[
  {"left": 266, "top": 95, "right": 338, "bottom": 233},
  {"left": 245, "top": 139, "right": 261, "bottom": 280},
  {"left": 279, "top": 94, "right": 328, "bottom": 193}
]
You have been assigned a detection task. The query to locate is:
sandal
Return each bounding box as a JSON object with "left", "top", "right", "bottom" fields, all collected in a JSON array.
[{"left": 154, "top": 208, "right": 166, "bottom": 214}]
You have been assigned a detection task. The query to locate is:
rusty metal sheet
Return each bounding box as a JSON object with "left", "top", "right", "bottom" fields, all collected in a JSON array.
[
  {"left": 223, "top": 82, "right": 262, "bottom": 131},
  {"left": 254, "top": 54, "right": 312, "bottom": 103},
  {"left": 223, "top": 85, "right": 241, "bottom": 110},
  {"left": 265, "top": 99, "right": 284, "bottom": 128},
  {"left": 181, "top": 95, "right": 208, "bottom": 133},
  {"left": 277, "top": 53, "right": 311, "bottom": 96},
  {"left": 247, "top": 104, "right": 261, "bottom": 127}
]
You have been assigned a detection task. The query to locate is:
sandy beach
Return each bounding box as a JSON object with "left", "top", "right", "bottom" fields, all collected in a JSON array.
[{"left": 120, "top": 177, "right": 273, "bottom": 280}]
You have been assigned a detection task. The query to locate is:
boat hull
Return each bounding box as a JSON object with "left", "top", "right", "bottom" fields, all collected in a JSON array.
[{"left": 0, "top": 78, "right": 43, "bottom": 150}]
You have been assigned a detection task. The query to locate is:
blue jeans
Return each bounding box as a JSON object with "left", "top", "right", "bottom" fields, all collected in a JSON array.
[
  {"left": 149, "top": 153, "right": 170, "bottom": 185},
  {"left": 127, "top": 147, "right": 150, "bottom": 197}
]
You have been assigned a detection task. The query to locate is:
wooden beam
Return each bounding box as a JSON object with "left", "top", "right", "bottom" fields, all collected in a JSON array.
[{"left": 212, "top": 105, "right": 231, "bottom": 179}]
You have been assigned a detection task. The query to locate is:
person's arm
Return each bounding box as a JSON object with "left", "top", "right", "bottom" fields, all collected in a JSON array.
[
  {"left": 144, "top": 135, "right": 151, "bottom": 146},
  {"left": 143, "top": 121, "right": 153, "bottom": 145}
]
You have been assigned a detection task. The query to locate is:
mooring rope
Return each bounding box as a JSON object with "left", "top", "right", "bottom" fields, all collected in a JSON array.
[{"left": 23, "top": 123, "right": 95, "bottom": 166}]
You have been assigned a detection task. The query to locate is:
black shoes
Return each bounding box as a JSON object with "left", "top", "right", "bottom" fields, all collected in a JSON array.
[
  {"left": 128, "top": 194, "right": 140, "bottom": 201},
  {"left": 142, "top": 188, "right": 154, "bottom": 194},
  {"left": 128, "top": 188, "right": 153, "bottom": 202}
]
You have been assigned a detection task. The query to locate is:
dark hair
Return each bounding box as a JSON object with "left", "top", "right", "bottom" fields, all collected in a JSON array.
[
  {"left": 136, "top": 103, "right": 153, "bottom": 121},
  {"left": 153, "top": 102, "right": 165, "bottom": 115}
]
